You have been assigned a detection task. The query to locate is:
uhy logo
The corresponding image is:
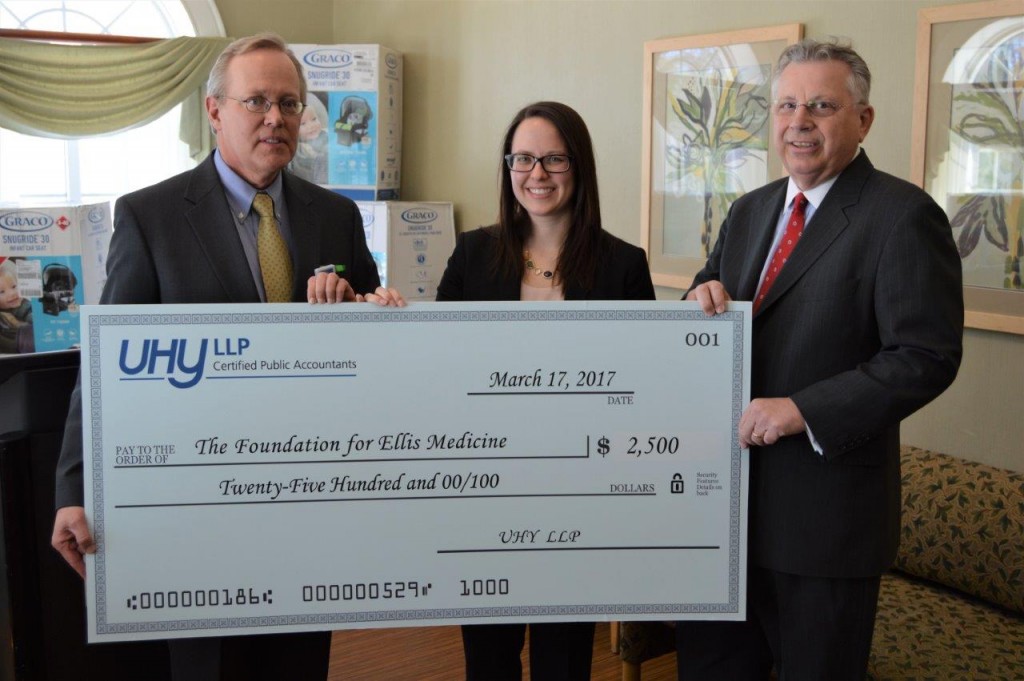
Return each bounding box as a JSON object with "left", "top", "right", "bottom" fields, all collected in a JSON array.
[{"left": 119, "top": 337, "right": 250, "bottom": 389}]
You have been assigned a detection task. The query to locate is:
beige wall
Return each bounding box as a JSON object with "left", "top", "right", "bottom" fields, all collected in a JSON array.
[
  {"left": 217, "top": 0, "right": 334, "bottom": 43},
  {"left": 216, "top": 0, "right": 1022, "bottom": 471}
]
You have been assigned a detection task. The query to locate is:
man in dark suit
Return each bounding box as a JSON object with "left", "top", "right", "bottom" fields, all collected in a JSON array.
[
  {"left": 50, "top": 33, "right": 399, "bottom": 681},
  {"left": 676, "top": 39, "right": 963, "bottom": 680}
]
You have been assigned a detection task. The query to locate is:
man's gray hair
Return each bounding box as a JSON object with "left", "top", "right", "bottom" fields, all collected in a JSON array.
[
  {"left": 773, "top": 38, "right": 871, "bottom": 105},
  {"left": 206, "top": 32, "right": 307, "bottom": 102}
]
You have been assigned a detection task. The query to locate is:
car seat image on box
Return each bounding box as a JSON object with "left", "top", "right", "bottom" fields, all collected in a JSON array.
[
  {"left": 334, "top": 95, "right": 372, "bottom": 146},
  {"left": 40, "top": 263, "right": 77, "bottom": 316}
]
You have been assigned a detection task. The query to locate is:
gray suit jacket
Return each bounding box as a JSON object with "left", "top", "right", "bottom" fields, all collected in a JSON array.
[
  {"left": 691, "top": 152, "right": 963, "bottom": 577},
  {"left": 55, "top": 155, "right": 380, "bottom": 507}
]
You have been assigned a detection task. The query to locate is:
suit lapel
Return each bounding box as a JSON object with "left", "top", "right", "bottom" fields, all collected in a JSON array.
[
  {"left": 756, "top": 152, "right": 873, "bottom": 314},
  {"left": 283, "top": 174, "right": 319, "bottom": 301},
  {"left": 738, "top": 183, "right": 787, "bottom": 302},
  {"left": 182, "top": 156, "right": 261, "bottom": 302}
]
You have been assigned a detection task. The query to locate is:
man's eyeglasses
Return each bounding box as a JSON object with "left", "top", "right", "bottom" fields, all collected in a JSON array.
[
  {"left": 773, "top": 100, "right": 852, "bottom": 118},
  {"left": 504, "top": 153, "right": 572, "bottom": 173},
  {"left": 223, "top": 95, "right": 306, "bottom": 116}
]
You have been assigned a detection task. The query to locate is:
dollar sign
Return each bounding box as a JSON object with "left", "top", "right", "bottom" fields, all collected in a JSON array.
[{"left": 597, "top": 437, "right": 610, "bottom": 456}]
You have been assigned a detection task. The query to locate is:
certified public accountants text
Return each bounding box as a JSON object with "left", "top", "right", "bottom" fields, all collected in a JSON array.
[{"left": 211, "top": 358, "right": 357, "bottom": 371}]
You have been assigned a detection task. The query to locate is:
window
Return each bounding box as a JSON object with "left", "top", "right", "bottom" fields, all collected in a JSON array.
[{"left": 0, "top": 0, "right": 224, "bottom": 207}]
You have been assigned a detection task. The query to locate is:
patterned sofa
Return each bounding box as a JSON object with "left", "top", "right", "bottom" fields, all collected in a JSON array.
[
  {"left": 616, "top": 446, "right": 1024, "bottom": 680},
  {"left": 867, "top": 446, "right": 1024, "bottom": 679}
]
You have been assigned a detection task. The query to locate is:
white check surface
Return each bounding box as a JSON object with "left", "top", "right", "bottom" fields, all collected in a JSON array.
[{"left": 82, "top": 301, "right": 750, "bottom": 641}]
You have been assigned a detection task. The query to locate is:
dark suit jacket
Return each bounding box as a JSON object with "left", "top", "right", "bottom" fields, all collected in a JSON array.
[
  {"left": 55, "top": 155, "right": 380, "bottom": 508},
  {"left": 691, "top": 152, "right": 963, "bottom": 578},
  {"left": 436, "top": 226, "right": 655, "bottom": 301}
]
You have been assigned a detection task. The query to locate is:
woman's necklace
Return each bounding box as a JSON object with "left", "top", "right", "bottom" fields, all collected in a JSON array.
[{"left": 523, "top": 250, "right": 555, "bottom": 279}]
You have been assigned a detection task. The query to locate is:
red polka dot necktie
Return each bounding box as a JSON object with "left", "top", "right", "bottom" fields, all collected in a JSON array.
[
  {"left": 252, "top": 192, "right": 294, "bottom": 303},
  {"left": 754, "top": 192, "right": 807, "bottom": 313}
]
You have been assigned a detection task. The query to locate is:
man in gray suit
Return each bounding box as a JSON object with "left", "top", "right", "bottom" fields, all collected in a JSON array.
[
  {"left": 677, "top": 39, "right": 963, "bottom": 679},
  {"left": 50, "top": 33, "right": 400, "bottom": 681}
]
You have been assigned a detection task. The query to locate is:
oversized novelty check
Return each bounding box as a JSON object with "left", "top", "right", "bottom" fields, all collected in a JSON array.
[{"left": 81, "top": 301, "right": 749, "bottom": 642}]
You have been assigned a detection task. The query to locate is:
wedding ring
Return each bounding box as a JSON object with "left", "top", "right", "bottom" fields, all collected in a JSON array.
[{"left": 752, "top": 431, "right": 764, "bottom": 439}]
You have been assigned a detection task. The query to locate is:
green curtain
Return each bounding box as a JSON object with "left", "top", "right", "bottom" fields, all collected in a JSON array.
[{"left": 0, "top": 35, "right": 231, "bottom": 158}]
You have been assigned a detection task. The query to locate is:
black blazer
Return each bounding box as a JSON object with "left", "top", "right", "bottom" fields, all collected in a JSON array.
[
  {"left": 692, "top": 152, "right": 963, "bottom": 577},
  {"left": 55, "top": 155, "right": 380, "bottom": 508},
  {"left": 436, "top": 226, "right": 655, "bottom": 301}
]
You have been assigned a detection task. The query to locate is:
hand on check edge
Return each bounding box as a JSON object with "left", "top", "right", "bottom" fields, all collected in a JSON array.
[
  {"left": 307, "top": 274, "right": 407, "bottom": 307},
  {"left": 307, "top": 272, "right": 358, "bottom": 303},
  {"left": 360, "top": 287, "right": 406, "bottom": 307},
  {"left": 52, "top": 505, "right": 95, "bottom": 579},
  {"left": 687, "top": 280, "right": 731, "bottom": 315}
]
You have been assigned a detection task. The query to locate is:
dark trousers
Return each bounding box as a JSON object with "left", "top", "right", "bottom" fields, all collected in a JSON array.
[
  {"left": 676, "top": 566, "right": 881, "bottom": 681},
  {"left": 462, "top": 622, "right": 595, "bottom": 681},
  {"left": 169, "top": 631, "right": 331, "bottom": 681}
]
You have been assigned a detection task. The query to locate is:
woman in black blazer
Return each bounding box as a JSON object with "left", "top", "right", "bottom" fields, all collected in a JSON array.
[{"left": 437, "top": 101, "right": 655, "bottom": 680}]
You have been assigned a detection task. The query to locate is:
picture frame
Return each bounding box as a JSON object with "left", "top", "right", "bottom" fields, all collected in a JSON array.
[
  {"left": 912, "top": 0, "right": 1023, "bottom": 334},
  {"left": 641, "top": 24, "right": 803, "bottom": 290}
]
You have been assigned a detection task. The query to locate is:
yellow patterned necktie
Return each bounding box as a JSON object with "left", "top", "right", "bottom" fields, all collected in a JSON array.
[{"left": 252, "top": 192, "right": 293, "bottom": 303}]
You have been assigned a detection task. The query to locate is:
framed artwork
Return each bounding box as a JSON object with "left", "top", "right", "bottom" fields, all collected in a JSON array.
[
  {"left": 641, "top": 24, "right": 803, "bottom": 290},
  {"left": 912, "top": 0, "right": 1023, "bottom": 334}
]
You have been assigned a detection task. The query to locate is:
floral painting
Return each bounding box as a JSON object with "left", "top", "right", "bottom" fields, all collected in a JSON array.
[
  {"left": 663, "top": 65, "right": 771, "bottom": 259},
  {"left": 642, "top": 25, "right": 802, "bottom": 289},
  {"left": 947, "top": 34, "right": 1023, "bottom": 291}
]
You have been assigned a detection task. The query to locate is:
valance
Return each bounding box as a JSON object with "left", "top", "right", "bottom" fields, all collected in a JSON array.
[{"left": 0, "top": 36, "right": 231, "bottom": 156}]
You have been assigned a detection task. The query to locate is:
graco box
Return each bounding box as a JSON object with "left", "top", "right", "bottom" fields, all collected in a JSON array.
[
  {"left": 289, "top": 44, "right": 402, "bottom": 201},
  {"left": 356, "top": 202, "right": 455, "bottom": 301},
  {"left": 0, "top": 203, "right": 111, "bottom": 353}
]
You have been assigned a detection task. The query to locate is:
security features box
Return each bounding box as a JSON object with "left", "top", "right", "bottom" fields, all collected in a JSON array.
[
  {"left": 356, "top": 202, "right": 455, "bottom": 301},
  {"left": 289, "top": 43, "right": 402, "bottom": 201}
]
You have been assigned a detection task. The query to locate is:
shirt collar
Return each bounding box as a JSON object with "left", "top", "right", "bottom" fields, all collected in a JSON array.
[
  {"left": 785, "top": 176, "right": 836, "bottom": 213},
  {"left": 213, "top": 149, "right": 285, "bottom": 220}
]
